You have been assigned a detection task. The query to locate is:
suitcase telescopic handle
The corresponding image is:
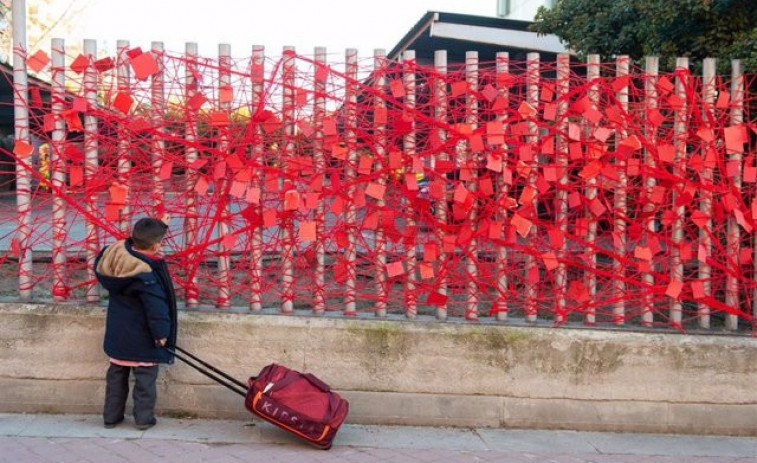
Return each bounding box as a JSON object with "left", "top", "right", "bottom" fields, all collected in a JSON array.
[{"left": 164, "top": 345, "right": 248, "bottom": 398}]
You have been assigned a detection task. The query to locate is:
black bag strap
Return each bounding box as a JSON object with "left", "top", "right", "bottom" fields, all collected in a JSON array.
[{"left": 164, "top": 346, "right": 247, "bottom": 398}]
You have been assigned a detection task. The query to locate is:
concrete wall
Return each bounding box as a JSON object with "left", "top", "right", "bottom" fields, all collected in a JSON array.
[{"left": 1, "top": 302, "right": 755, "bottom": 436}]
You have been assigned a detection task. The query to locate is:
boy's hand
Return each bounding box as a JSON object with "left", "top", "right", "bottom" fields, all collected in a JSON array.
[{"left": 156, "top": 338, "right": 167, "bottom": 346}]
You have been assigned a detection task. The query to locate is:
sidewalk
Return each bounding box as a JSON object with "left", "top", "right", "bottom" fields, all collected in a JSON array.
[{"left": 1, "top": 414, "right": 756, "bottom": 462}]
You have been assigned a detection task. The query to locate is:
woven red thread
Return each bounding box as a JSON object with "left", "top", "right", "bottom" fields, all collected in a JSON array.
[{"left": 0, "top": 49, "right": 754, "bottom": 330}]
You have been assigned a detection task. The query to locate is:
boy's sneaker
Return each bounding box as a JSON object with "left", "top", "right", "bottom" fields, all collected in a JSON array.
[
  {"left": 103, "top": 418, "right": 124, "bottom": 429},
  {"left": 135, "top": 418, "right": 157, "bottom": 431}
]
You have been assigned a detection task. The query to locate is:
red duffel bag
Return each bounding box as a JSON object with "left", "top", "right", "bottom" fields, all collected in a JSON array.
[
  {"left": 245, "top": 364, "right": 349, "bottom": 450},
  {"left": 168, "top": 346, "right": 349, "bottom": 450}
]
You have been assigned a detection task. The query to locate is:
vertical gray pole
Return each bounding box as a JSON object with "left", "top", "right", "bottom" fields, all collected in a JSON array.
[
  {"left": 641, "top": 56, "right": 659, "bottom": 326},
  {"left": 83, "top": 39, "right": 99, "bottom": 302},
  {"left": 554, "top": 52, "right": 570, "bottom": 323},
  {"left": 613, "top": 55, "right": 629, "bottom": 324},
  {"left": 217, "top": 43, "right": 231, "bottom": 308},
  {"left": 726, "top": 59, "right": 743, "bottom": 331},
  {"left": 184, "top": 41, "right": 199, "bottom": 308},
  {"left": 312, "top": 46, "right": 326, "bottom": 314},
  {"left": 116, "top": 40, "right": 131, "bottom": 234},
  {"left": 403, "top": 49, "right": 418, "bottom": 319},
  {"left": 151, "top": 41, "right": 165, "bottom": 212},
  {"left": 12, "top": 0, "right": 31, "bottom": 299},
  {"left": 374, "top": 48, "right": 388, "bottom": 318},
  {"left": 51, "top": 38, "right": 67, "bottom": 301},
  {"left": 281, "top": 45, "right": 295, "bottom": 314},
  {"left": 699, "top": 57, "right": 716, "bottom": 330},
  {"left": 344, "top": 48, "right": 358, "bottom": 316},
  {"left": 670, "top": 57, "right": 689, "bottom": 327},
  {"left": 525, "top": 52, "right": 539, "bottom": 322},
  {"left": 584, "top": 54, "right": 600, "bottom": 325},
  {"left": 249, "top": 44, "right": 265, "bottom": 312},
  {"left": 494, "top": 51, "right": 509, "bottom": 322},
  {"left": 464, "top": 50, "right": 479, "bottom": 321},
  {"left": 433, "top": 49, "right": 448, "bottom": 320}
]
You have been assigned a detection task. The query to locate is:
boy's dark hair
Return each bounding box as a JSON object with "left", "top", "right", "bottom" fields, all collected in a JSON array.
[{"left": 131, "top": 218, "right": 168, "bottom": 250}]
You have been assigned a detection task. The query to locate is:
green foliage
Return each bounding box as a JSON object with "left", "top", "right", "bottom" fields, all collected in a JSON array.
[{"left": 532, "top": 0, "right": 757, "bottom": 71}]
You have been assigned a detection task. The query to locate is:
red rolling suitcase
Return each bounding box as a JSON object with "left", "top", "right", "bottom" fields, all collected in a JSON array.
[{"left": 169, "top": 346, "right": 348, "bottom": 450}]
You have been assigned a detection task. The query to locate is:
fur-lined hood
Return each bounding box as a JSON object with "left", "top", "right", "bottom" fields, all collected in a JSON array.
[{"left": 96, "top": 240, "right": 152, "bottom": 278}]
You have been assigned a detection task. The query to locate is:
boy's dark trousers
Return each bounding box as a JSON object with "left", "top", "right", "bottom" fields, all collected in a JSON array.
[{"left": 103, "top": 362, "right": 159, "bottom": 425}]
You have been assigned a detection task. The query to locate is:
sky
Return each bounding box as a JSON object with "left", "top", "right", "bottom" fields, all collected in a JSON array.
[{"left": 76, "top": 0, "right": 497, "bottom": 58}]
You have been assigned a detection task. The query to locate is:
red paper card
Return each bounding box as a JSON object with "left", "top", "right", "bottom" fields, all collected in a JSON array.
[
  {"left": 541, "top": 252, "right": 558, "bottom": 271},
  {"left": 724, "top": 125, "right": 747, "bottom": 153},
  {"left": 109, "top": 183, "right": 128, "bottom": 204},
  {"left": 130, "top": 52, "right": 160, "bottom": 81},
  {"left": 194, "top": 176, "right": 209, "bottom": 195},
  {"left": 511, "top": 213, "right": 532, "bottom": 238},
  {"left": 390, "top": 80, "right": 405, "bottom": 98},
  {"left": 388, "top": 151, "right": 402, "bottom": 170},
  {"left": 322, "top": 117, "right": 337, "bottom": 136},
  {"left": 665, "top": 279, "right": 683, "bottom": 299},
  {"left": 426, "top": 290, "right": 447, "bottom": 307},
  {"left": 365, "top": 182, "right": 386, "bottom": 200},
  {"left": 487, "top": 153, "right": 503, "bottom": 172},
  {"left": 297, "top": 119, "right": 315, "bottom": 138},
  {"left": 158, "top": 161, "right": 173, "bottom": 180},
  {"left": 245, "top": 186, "right": 261, "bottom": 205},
  {"left": 186, "top": 93, "right": 208, "bottom": 111},
  {"left": 634, "top": 246, "right": 652, "bottom": 261},
  {"left": 589, "top": 198, "right": 607, "bottom": 217},
  {"left": 94, "top": 57, "right": 115, "bottom": 72},
  {"left": 262, "top": 209, "right": 277, "bottom": 227},
  {"left": 657, "top": 144, "right": 675, "bottom": 164},
  {"left": 518, "top": 101, "right": 537, "bottom": 118},
  {"left": 284, "top": 190, "right": 300, "bottom": 211},
  {"left": 219, "top": 85, "right": 233, "bottom": 103},
  {"left": 429, "top": 179, "right": 445, "bottom": 200},
  {"left": 691, "top": 280, "right": 706, "bottom": 299},
  {"left": 386, "top": 260, "right": 404, "bottom": 278},
  {"left": 13, "top": 140, "right": 33, "bottom": 158},
  {"left": 69, "top": 166, "right": 83, "bottom": 187},
  {"left": 229, "top": 180, "right": 247, "bottom": 198},
  {"left": 481, "top": 84, "right": 498, "bottom": 102},
  {"left": 299, "top": 221, "right": 316, "bottom": 242},
  {"left": 450, "top": 81, "right": 467, "bottom": 98},
  {"left": 27, "top": 50, "right": 50, "bottom": 73},
  {"left": 70, "top": 54, "right": 90, "bottom": 74},
  {"left": 543, "top": 103, "right": 556, "bottom": 121},
  {"left": 43, "top": 114, "right": 55, "bottom": 132},
  {"left": 567, "top": 281, "right": 590, "bottom": 302},
  {"left": 113, "top": 92, "right": 133, "bottom": 114},
  {"left": 420, "top": 262, "right": 434, "bottom": 280}
]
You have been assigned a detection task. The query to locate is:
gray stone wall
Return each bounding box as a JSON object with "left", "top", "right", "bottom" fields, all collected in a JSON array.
[{"left": 1, "top": 302, "right": 755, "bottom": 435}]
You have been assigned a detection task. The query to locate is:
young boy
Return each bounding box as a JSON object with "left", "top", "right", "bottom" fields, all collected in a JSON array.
[{"left": 94, "top": 217, "right": 177, "bottom": 430}]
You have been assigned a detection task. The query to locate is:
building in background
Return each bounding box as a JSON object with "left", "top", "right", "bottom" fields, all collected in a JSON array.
[
  {"left": 496, "top": 0, "right": 554, "bottom": 21},
  {"left": 388, "top": 11, "right": 568, "bottom": 64}
]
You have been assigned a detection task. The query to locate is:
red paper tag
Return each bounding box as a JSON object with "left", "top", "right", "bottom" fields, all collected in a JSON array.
[
  {"left": 299, "top": 221, "right": 316, "bottom": 242},
  {"left": 386, "top": 260, "right": 404, "bottom": 278},
  {"left": 70, "top": 54, "right": 90, "bottom": 74},
  {"left": 365, "top": 182, "right": 386, "bottom": 200},
  {"left": 27, "top": 50, "right": 50, "bottom": 73},
  {"left": 113, "top": 92, "right": 133, "bottom": 114},
  {"left": 13, "top": 140, "right": 33, "bottom": 158},
  {"left": 130, "top": 52, "right": 160, "bottom": 81}
]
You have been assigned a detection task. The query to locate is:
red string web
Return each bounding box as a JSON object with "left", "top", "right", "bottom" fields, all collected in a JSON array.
[{"left": 1, "top": 46, "right": 755, "bottom": 331}]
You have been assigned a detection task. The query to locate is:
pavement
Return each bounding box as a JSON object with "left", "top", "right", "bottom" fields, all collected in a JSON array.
[{"left": 1, "top": 414, "right": 756, "bottom": 463}]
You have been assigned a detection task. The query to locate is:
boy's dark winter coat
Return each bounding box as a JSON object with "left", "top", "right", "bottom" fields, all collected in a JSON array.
[{"left": 94, "top": 239, "right": 177, "bottom": 364}]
